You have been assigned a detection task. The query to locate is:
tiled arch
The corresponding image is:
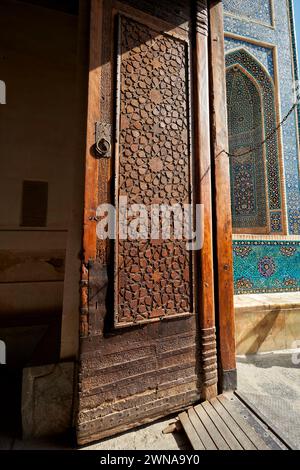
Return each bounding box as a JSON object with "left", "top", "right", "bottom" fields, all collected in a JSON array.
[
  {"left": 226, "top": 48, "right": 285, "bottom": 234},
  {"left": 227, "top": 64, "right": 267, "bottom": 232}
]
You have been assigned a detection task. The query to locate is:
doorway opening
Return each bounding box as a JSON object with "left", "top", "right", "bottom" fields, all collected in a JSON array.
[{"left": 0, "top": 0, "right": 82, "bottom": 444}]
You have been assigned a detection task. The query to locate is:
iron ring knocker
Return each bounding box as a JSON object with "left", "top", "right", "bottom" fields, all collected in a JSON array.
[{"left": 95, "top": 137, "right": 111, "bottom": 158}]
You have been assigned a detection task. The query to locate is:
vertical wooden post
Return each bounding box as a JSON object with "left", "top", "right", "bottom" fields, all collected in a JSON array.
[
  {"left": 60, "top": 0, "right": 90, "bottom": 360},
  {"left": 80, "top": 0, "right": 104, "bottom": 338},
  {"left": 208, "top": 0, "right": 237, "bottom": 391},
  {"left": 194, "top": 0, "right": 218, "bottom": 400}
]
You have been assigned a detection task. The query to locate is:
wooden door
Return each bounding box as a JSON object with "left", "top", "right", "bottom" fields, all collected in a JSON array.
[{"left": 78, "top": 0, "right": 217, "bottom": 445}]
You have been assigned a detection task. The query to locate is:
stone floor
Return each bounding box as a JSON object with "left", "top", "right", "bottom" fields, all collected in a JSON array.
[
  {"left": 0, "top": 433, "right": 74, "bottom": 450},
  {"left": 0, "top": 416, "right": 189, "bottom": 450},
  {"left": 237, "top": 350, "right": 300, "bottom": 449},
  {"left": 82, "top": 417, "right": 190, "bottom": 451}
]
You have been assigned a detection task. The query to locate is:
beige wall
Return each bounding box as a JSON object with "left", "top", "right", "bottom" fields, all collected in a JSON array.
[
  {"left": 235, "top": 293, "right": 300, "bottom": 354},
  {"left": 0, "top": 0, "right": 85, "bottom": 361}
]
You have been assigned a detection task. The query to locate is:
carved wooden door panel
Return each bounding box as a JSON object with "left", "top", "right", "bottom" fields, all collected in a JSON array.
[
  {"left": 115, "top": 14, "right": 194, "bottom": 327},
  {"left": 78, "top": 0, "right": 216, "bottom": 445}
]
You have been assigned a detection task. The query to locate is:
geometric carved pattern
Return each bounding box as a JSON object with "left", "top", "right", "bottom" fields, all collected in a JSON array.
[
  {"left": 201, "top": 327, "right": 218, "bottom": 387},
  {"left": 226, "top": 49, "right": 283, "bottom": 233},
  {"left": 196, "top": 0, "right": 208, "bottom": 36},
  {"left": 115, "top": 16, "right": 193, "bottom": 326}
]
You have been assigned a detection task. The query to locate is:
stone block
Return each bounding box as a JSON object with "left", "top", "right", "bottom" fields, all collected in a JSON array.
[{"left": 22, "top": 362, "right": 74, "bottom": 439}]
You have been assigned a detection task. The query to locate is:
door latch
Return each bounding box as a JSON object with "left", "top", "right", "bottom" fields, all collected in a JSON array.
[{"left": 95, "top": 122, "right": 111, "bottom": 158}]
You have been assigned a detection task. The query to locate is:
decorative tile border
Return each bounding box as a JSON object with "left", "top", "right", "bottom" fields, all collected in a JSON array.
[
  {"left": 233, "top": 233, "right": 300, "bottom": 241},
  {"left": 233, "top": 239, "right": 300, "bottom": 294}
]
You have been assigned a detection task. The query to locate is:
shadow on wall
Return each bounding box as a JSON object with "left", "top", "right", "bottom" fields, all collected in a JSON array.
[{"left": 236, "top": 308, "right": 282, "bottom": 355}]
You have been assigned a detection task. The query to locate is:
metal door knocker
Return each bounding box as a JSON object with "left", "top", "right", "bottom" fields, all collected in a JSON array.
[
  {"left": 94, "top": 122, "right": 111, "bottom": 158},
  {"left": 95, "top": 137, "right": 111, "bottom": 158}
]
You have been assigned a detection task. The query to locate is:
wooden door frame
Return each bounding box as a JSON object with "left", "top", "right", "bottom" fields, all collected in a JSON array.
[
  {"left": 193, "top": 0, "right": 218, "bottom": 401},
  {"left": 208, "top": 0, "right": 237, "bottom": 391}
]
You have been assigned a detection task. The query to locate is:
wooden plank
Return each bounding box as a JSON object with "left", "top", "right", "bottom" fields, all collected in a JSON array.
[
  {"left": 187, "top": 408, "right": 217, "bottom": 450},
  {"left": 79, "top": 0, "right": 104, "bottom": 339},
  {"left": 79, "top": 393, "right": 198, "bottom": 446},
  {"left": 218, "top": 395, "right": 270, "bottom": 450},
  {"left": 178, "top": 412, "right": 205, "bottom": 451},
  {"left": 208, "top": 0, "right": 236, "bottom": 391},
  {"left": 194, "top": 403, "right": 230, "bottom": 450},
  {"left": 201, "top": 401, "right": 243, "bottom": 450},
  {"left": 194, "top": 0, "right": 217, "bottom": 401},
  {"left": 82, "top": 0, "right": 103, "bottom": 264},
  {"left": 210, "top": 397, "right": 256, "bottom": 450}
]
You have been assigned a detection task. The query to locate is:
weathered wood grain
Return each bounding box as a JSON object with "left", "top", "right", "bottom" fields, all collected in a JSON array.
[
  {"left": 210, "top": 397, "right": 256, "bottom": 450},
  {"left": 77, "top": 0, "right": 204, "bottom": 445},
  {"left": 193, "top": 0, "right": 217, "bottom": 400},
  {"left": 179, "top": 411, "right": 205, "bottom": 450},
  {"left": 208, "top": 0, "right": 236, "bottom": 391}
]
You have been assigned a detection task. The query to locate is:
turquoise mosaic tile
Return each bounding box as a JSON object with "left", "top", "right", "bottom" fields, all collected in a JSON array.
[{"left": 233, "top": 240, "right": 300, "bottom": 294}]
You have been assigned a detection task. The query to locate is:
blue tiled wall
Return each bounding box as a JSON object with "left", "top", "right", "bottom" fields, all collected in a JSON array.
[
  {"left": 223, "top": 0, "right": 300, "bottom": 294},
  {"left": 223, "top": 0, "right": 273, "bottom": 26},
  {"left": 224, "top": 0, "right": 300, "bottom": 235}
]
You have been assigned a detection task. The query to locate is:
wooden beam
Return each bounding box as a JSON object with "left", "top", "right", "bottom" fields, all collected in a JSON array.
[
  {"left": 82, "top": 0, "right": 104, "bottom": 265},
  {"left": 193, "top": 0, "right": 218, "bottom": 401},
  {"left": 60, "top": 0, "right": 90, "bottom": 360},
  {"left": 80, "top": 0, "right": 104, "bottom": 338},
  {"left": 208, "top": 0, "right": 237, "bottom": 391}
]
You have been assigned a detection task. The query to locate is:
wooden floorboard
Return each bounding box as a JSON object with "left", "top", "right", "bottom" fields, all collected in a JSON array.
[
  {"left": 178, "top": 412, "right": 205, "bottom": 450},
  {"left": 194, "top": 403, "right": 230, "bottom": 450},
  {"left": 210, "top": 397, "right": 256, "bottom": 450},
  {"left": 201, "top": 401, "right": 243, "bottom": 450},
  {"left": 178, "top": 393, "right": 286, "bottom": 450},
  {"left": 217, "top": 395, "right": 270, "bottom": 450},
  {"left": 187, "top": 408, "right": 217, "bottom": 450}
]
